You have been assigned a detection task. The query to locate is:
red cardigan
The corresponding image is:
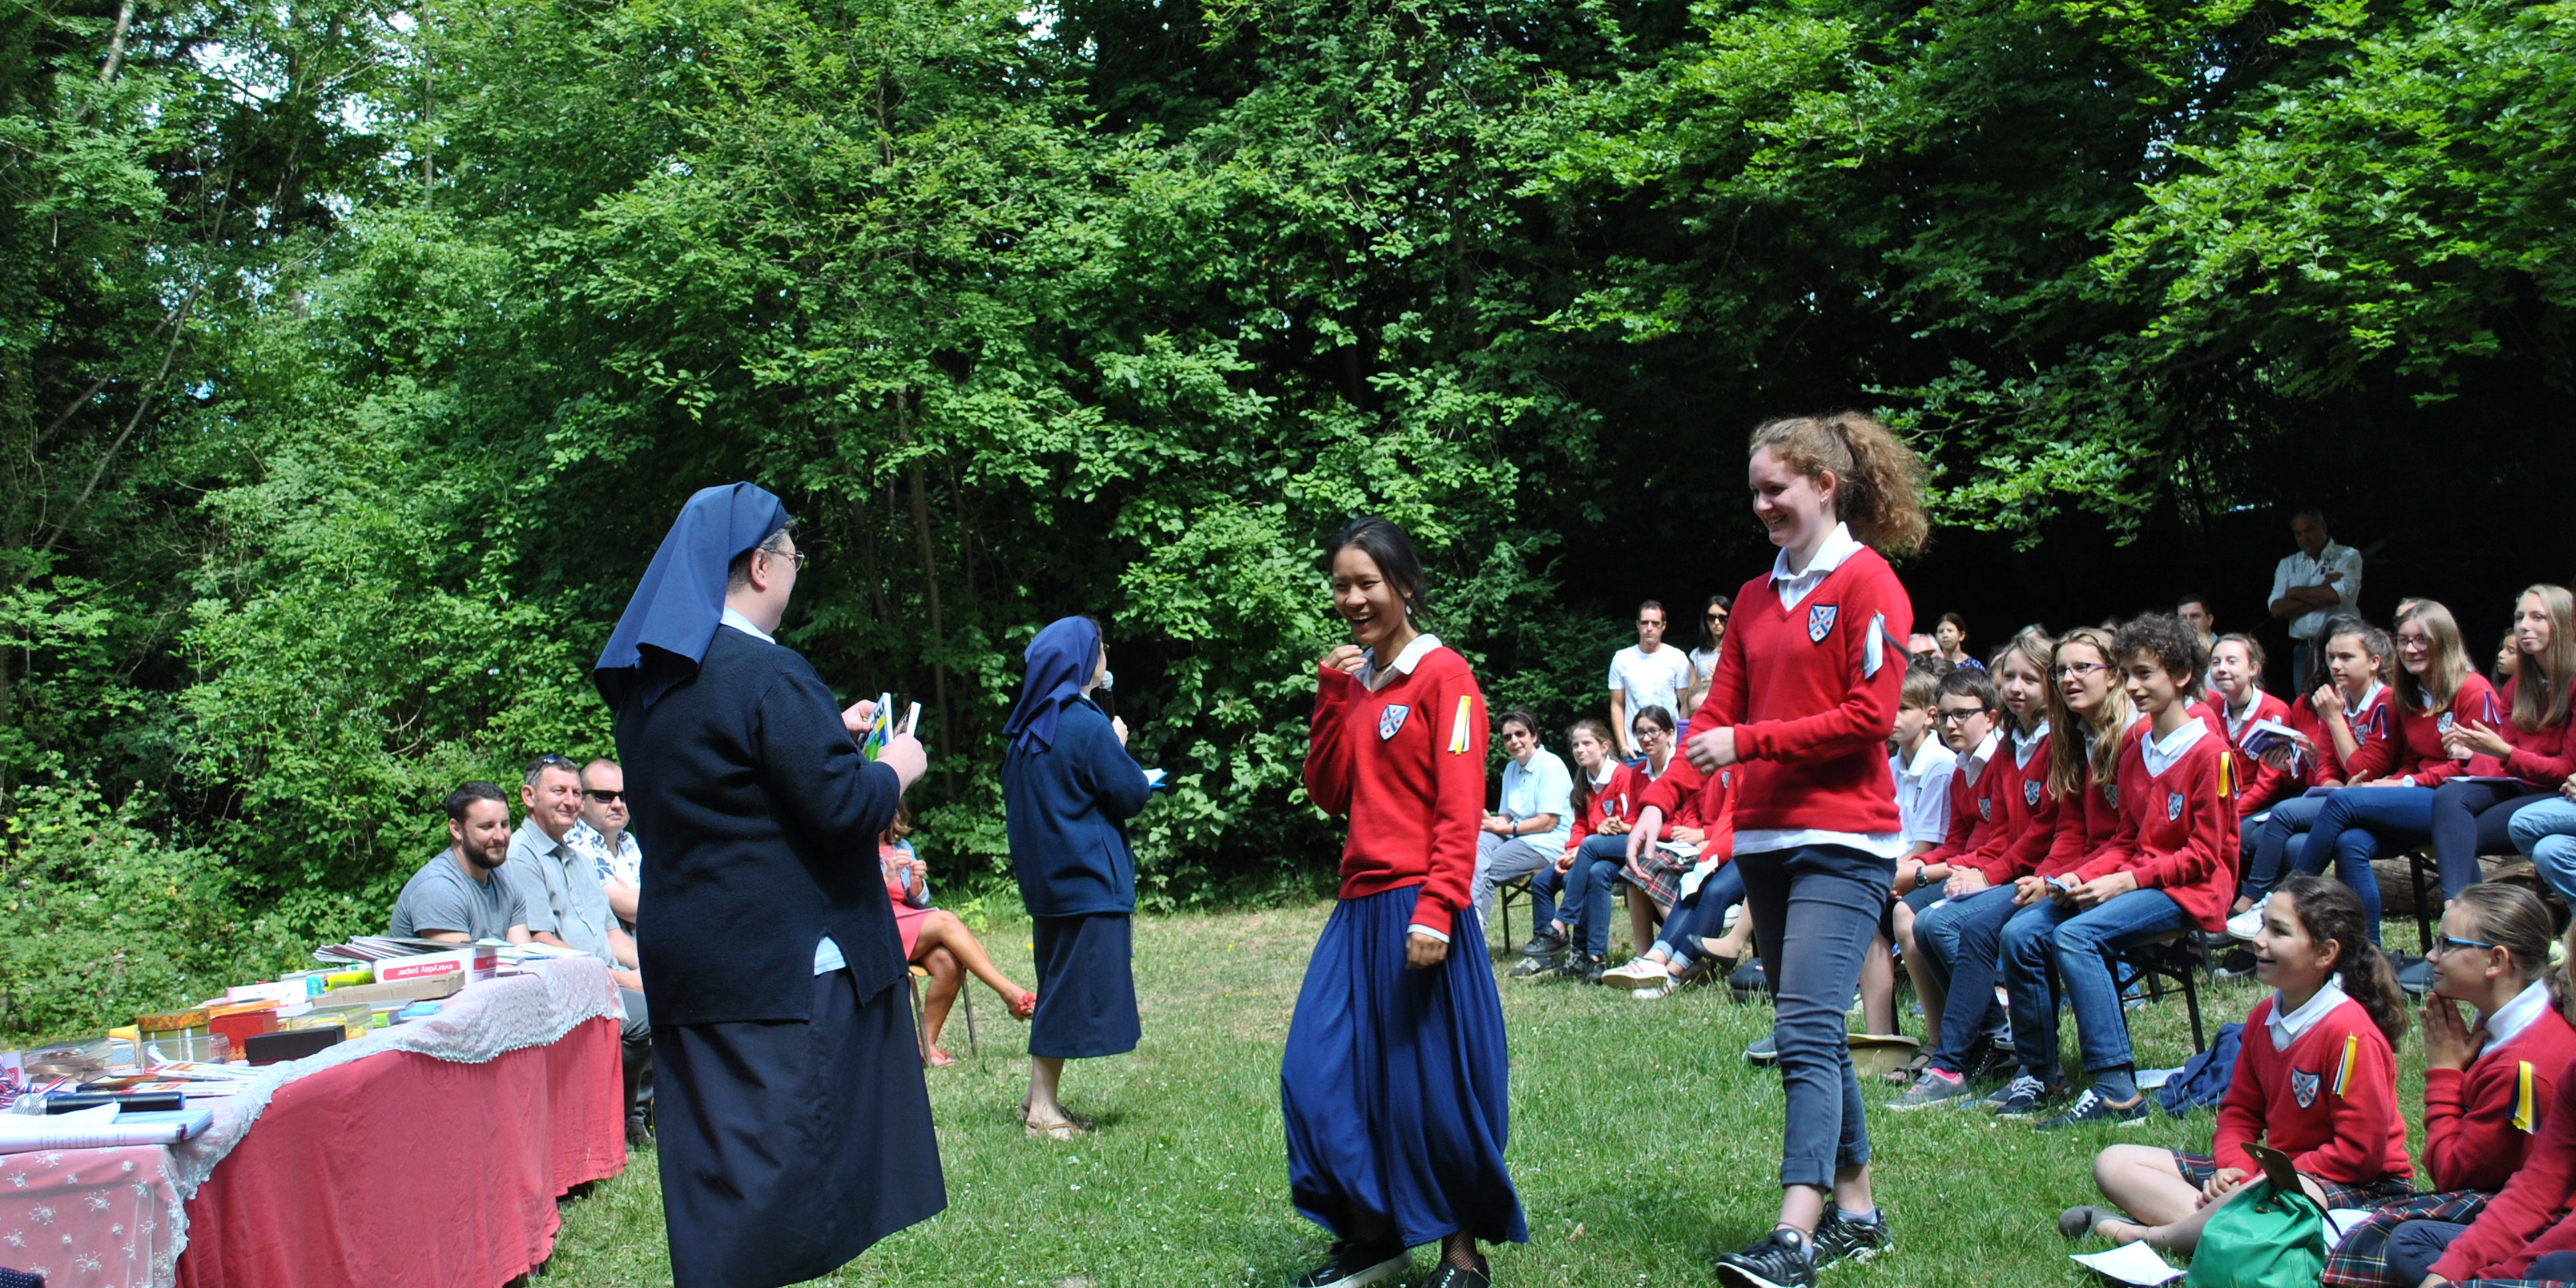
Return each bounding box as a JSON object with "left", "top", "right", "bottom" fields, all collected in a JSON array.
[
  {"left": 2216, "top": 689, "right": 2299, "bottom": 815},
  {"left": 2430, "top": 1054, "right": 2576, "bottom": 1283},
  {"left": 2287, "top": 687, "right": 2392, "bottom": 786},
  {"left": 2346, "top": 672, "right": 2505, "bottom": 784},
  {"left": 2217, "top": 994, "right": 2410, "bottom": 1185},
  {"left": 2069, "top": 721, "right": 2237, "bottom": 932},
  {"left": 2424, "top": 1001, "right": 2576, "bottom": 1193},
  {"left": 2044, "top": 734, "right": 2125, "bottom": 881},
  {"left": 1921, "top": 736, "right": 2009, "bottom": 870},
  {"left": 1305, "top": 647, "right": 1488, "bottom": 925},
  {"left": 1975, "top": 728, "right": 2060, "bottom": 885},
  {"left": 2496, "top": 677, "right": 2576, "bottom": 790},
  {"left": 1687, "top": 546, "right": 1911, "bottom": 837}
]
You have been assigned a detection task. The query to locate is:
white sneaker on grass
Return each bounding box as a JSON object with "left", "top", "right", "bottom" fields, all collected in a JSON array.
[
  {"left": 1601, "top": 957, "right": 1668, "bottom": 988},
  {"left": 1630, "top": 973, "right": 1682, "bottom": 1000},
  {"left": 2227, "top": 899, "right": 2267, "bottom": 942}
]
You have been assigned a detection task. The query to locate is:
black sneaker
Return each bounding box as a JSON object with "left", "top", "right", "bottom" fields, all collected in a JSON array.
[
  {"left": 1812, "top": 1208, "right": 1892, "bottom": 1269},
  {"left": 2034, "top": 1088, "right": 2151, "bottom": 1131},
  {"left": 1744, "top": 1031, "right": 1778, "bottom": 1066},
  {"left": 1291, "top": 1240, "right": 1408, "bottom": 1288},
  {"left": 2213, "top": 947, "right": 2259, "bottom": 980},
  {"left": 1506, "top": 953, "right": 1559, "bottom": 979},
  {"left": 1551, "top": 953, "right": 1604, "bottom": 983},
  {"left": 1987, "top": 1073, "right": 2059, "bottom": 1118},
  {"left": 1714, "top": 1227, "right": 1816, "bottom": 1288},
  {"left": 1418, "top": 1257, "right": 1490, "bottom": 1288},
  {"left": 1729, "top": 957, "right": 1773, "bottom": 1003},
  {"left": 1965, "top": 1037, "right": 2019, "bottom": 1084},
  {"left": 1518, "top": 929, "right": 1567, "bottom": 958}
]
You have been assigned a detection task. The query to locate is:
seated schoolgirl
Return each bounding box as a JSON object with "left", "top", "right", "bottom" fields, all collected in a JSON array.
[
  {"left": 1979, "top": 626, "right": 2133, "bottom": 1118},
  {"left": 2209, "top": 634, "right": 2299, "bottom": 850},
  {"left": 2323, "top": 883, "right": 2576, "bottom": 1287},
  {"left": 1517, "top": 707, "right": 1691, "bottom": 981},
  {"left": 881, "top": 809, "right": 1038, "bottom": 1066},
  {"left": 1895, "top": 629, "right": 2061, "bottom": 1100},
  {"left": 2512, "top": 781, "right": 2576, "bottom": 905},
  {"left": 2299, "top": 600, "right": 2505, "bottom": 949},
  {"left": 1512, "top": 717, "right": 1619, "bottom": 967},
  {"left": 2060, "top": 874, "right": 2412, "bottom": 1253},
  {"left": 1602, "top": 763, "right": 1742, "bottom": 998},
  {"left": 1854, "top": 661, "right": 1961, "bottom": 1041},
  {"left": 2002, "top": 615, "right": 2234, "bottom": 1130},
  {"left": 2425, "top": 586, "right": 2576, "bottom": 914},
  {"left": 2229, "top": 617, "right": 2394, "bottom": 939},
  {"left": 1877, "top": 667, "right": 2005, "bottom": 1090}
]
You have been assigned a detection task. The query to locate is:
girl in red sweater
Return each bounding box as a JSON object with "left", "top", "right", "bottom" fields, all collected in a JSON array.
[
  {"left": 2325, "top": 883, "right": 2576, "bottom": 1286},
  {"left": 2430, "top": 586, "right": 2576, "bottom": 898},
  {"left": 2301, "top": 600, "right": 2505, "bottom": 948},
  {"left": 2003, "top": 615, "right": 2234, "bottom": 1130},
  {"left": 2062, "top": 874, "right": 2412, "bottom": 1253},
  {"left": 2231, "top": 617, "right": 2394, "bottom": 937},
  {"left": 2211, "top": 634, "right": 2298, "bottom": 824},
  {"left": 1626, "top": 412, "right": 1928, "bottom": 1288},
  {"left": 1288, "top": 516, "right": 1523, "bottom": 1288}
]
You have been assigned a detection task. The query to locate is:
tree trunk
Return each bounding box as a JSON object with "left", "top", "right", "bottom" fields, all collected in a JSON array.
[{"left": 897, "top": 394, "right": 957, "bottom": 794}]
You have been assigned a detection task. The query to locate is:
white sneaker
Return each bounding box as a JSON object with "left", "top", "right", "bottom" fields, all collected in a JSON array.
[
  {"left": 1601, "top": 957, "right": 1667, "bottom": 988},
  {"left": 1631, "top": 973, "right": 1681, "bottom": 1000},
  {"left": 2227, "top": 900, "right": 2267, "bottom": 942}
]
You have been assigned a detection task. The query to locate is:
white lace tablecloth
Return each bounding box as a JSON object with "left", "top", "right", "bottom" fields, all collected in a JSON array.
[{"left": 0, "top": 957, "right": 621, "bottom": 1288}]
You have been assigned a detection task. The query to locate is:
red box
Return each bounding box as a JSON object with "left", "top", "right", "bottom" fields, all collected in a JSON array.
[{"left": 375, "top": 944, "right": 499, "bottom": 985}]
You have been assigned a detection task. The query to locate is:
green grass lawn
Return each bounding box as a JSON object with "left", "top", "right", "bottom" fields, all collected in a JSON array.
[{"left": 542, "top": 902, "right": 2434, "bottom": 1287}]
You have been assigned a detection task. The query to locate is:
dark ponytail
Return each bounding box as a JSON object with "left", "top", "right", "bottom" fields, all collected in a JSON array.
[{"left": 2277, "top": 874, "right": 2408, "bottom": 1048}]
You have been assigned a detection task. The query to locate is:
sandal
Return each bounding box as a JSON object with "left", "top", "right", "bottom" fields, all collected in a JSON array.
[
  {"left": 926, "top": 1046, "right": 957, "bottom": 1068},
  {"left": 1023, "top": 1109, "right": 1092, "bottom": 1141},
  {"left": 2058, "top": 1205, "right": 2119, "bottom": 1239},
  {"left": 1882, "top": 1050, "right": 1933, "bottom": 1086},
  {"left": 1009, "top": 991, "right": 1037, "bottom": 1021}
]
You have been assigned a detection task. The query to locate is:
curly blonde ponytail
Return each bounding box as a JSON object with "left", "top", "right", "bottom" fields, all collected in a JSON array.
[{"left": 1748, "top": 412, "right": 1932, "bottom": 557}]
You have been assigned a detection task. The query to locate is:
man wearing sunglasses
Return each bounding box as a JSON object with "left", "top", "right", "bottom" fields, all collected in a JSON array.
[
  {"left": 514, "top": 750, "right": 656, "bottom": 1146},
  {"left": 568, "top": 758, "right": 642, "bottom": 929}
]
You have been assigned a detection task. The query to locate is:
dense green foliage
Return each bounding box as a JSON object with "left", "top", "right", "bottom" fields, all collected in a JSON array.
[{"left": 5, "top": 0, "right": 2574, "bottom": 1035}]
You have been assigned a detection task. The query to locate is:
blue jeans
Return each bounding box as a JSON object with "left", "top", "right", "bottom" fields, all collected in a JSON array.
[
  {"left": 2431, "top": 779, "right": 2550, "bottom": 895},
  {"left": 2513, "top": 796, "right": 2576, "bottom": 903},
  {"left": 1915, "top": 885, "right": 2018, "bottom": 1073},
  {"left": 1524, "top": 856, "right": 1571, "bottom": 933},
  {"left": 2243, "top": 790, "right": 2329, "bottom": 901},
  {"left": 2301, "top": 786, "right": 2442, "bottom": 942},
  {"left": 2001, "top": 889, "right": 2189, "bottom": 1084},
  {"left": 1563, "top": 834, "right": 1633, "bottom": 957},
  {"left": 1662, "top": 863, "right": 1746, "bottom": 966},
  {"left": 1738, "top": 843, "right": 1893, "bottom": 1189}
]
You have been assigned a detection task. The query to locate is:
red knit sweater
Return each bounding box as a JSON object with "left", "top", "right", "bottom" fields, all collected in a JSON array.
[
  {"left": 2216, "top": 994, "right": 2411, "bottom": 1184},
  {"left": 1577, "top": 756, "right": 1702, "bottom": 848},
  {"left": 2431, "top": 1054, "right": 2576, "bottom": 1283},
  {"left": 1305, "top": 647, "right": 1488, "bottom": 925},
  {"left": 2287, "top": 689, "right": 2389, "bottom": 786},
  {"left": 1686, "top": 547, "right": 1911, "bottom": 836},
  {"left": 2424, "top": 1001, "right": 2576, "bottom": 1193},
  {"left": 2345, "top": 673, "right": 2505, "bottom": 784},
  {"left": 2496, "top": 677, "right": 2576, "bottom": 790},
  {"left": 2044, "top": 746, "right": 2124, "bottom": 880},
  {"left": 1633, "top": 756, "right": 1730, "bottom": 862},
  {"left": 1921, "top": 738, "right": 2009, "bottom": 870},
  {"left": 2217, "top": 689, "right": 2299, "bottom": 815},
  {"left": 2068, "top": 720, "right": 2237, "bottom": 932},
  {"left": 1976, "top": 728, "right": 2060, "bottom": 885}
]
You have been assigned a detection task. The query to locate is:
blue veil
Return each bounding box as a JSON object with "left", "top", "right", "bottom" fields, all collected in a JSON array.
[
  {"left": 1002, "top": 617, "right": 1102, "bottom": 754},
  {"left": 593, "top": 482, "right": 791, "bottom": 711}
]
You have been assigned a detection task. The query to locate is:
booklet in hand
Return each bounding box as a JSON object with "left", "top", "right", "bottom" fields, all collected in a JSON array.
[{"left": 2239, "top": 719, "right": 2311, "bottom": 772}]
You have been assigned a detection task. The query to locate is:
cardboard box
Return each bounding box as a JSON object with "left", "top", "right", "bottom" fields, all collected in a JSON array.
[
  {"left": 206, "top": 1005, "right": 280, "bottom": 1048},
  {"left": 374, "top": 944, "right": 498, "bottom": 985},
  {"left": 303, "top": 973, "right": 462, "bottom": 1008}
]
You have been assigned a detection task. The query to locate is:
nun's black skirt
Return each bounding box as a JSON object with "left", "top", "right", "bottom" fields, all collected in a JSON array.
[
  {"left": 1029, "top": 912, "right": 1141, "bottom": 1059},
  {"left": 654, "top": 967, "right": 944, "bottom": 1288}
]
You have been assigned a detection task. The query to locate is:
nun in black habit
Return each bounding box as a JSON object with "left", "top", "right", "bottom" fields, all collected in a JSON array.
[{"left": 597, "top": 482, "right": 943, "bottom": 1288}]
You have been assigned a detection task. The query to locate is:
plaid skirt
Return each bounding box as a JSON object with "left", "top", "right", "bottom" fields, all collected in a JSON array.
[
  {"left": 2172, "top": 1151, "right": 2416, "bottom": 1213},
  {"left": 1624, "top": 848, "right": 1694, "bottom": 913},
  {"left": 2321, "top": 1189, "right": 2492, "bottom": 1287}
]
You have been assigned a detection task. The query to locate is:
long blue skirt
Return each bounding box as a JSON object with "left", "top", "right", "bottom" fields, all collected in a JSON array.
[{"left": 1281, "top": 886, "right": 1528, "bottom": 1249}]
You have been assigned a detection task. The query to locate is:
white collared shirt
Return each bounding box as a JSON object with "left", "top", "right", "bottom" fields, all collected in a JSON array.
[
  {"left": 2484, "top": 979, "right": 2555, "bottom": 1052},
  {"left": 724, "top": 608, "right": 850, "bottom": 976},
  {"left": 1770, "top": 522, "right": 1865, "bottom": 611},
  {"left": 1955, "top": 728, "right": 2000, "bottom": 788},
  {"left": 2141, "top": 718, "right": 2210, "bottom": 777},
  {"left": 2268, "top": 981, "right": 2351, "bottom": 1050},
  {"left": 2345, "top": 682, "right": 2386, "bottom": 722},
  {"left": 2271, "top": 541, "right": 2365, "bottom": 640},
  {"left": 1889, "top": 734, "right": 1958, "bottom": 848},
  {"left": 2223, "top": 687, "right": 2265, "bottom": 739},
  {"left": 2014, "top": 719, "right": 2052, "bottom": 770},
  {"left": 1359, "top": 632, "right": 1442, "bottom": 693}
]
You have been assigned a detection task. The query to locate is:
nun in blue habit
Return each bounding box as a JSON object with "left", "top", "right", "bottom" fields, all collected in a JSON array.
[
  {"left": 597, "top": 482, "right": 942, "bottom": 1288},
  {"left": 1002, "top": 616, "right": 1154, "bottom": 1140}
]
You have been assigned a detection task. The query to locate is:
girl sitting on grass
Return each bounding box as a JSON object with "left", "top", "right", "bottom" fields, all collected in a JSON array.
[
  {"left": 2060, "top": 874, "right": 2412, "bottom": 1253},
  {"left": 2323, "top": 882, "right": 2576, "bottom": 1286}
]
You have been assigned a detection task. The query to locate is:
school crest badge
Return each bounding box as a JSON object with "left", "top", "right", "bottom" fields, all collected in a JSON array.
[
  {"left": 2437, "top": 711, "right": 2458, "bottom": 736},
  {"left": 1979, "top": 797, "right": 1993, "bottom": 821},
  {"left": 1808, "top": 603, "right": 1838, "bottom": 643},
  {"left": 1378, "top": 705, "right": 1410, "bottom": 740},
  {"left": 2167, "top": 791, "right": 2185, "bottom": 821},
  {"left": 2025, "top": 780, "right": 2043, "bottom": 807},
  {"left": 2291, "top": 1068, "right": 2321, "bottom": 1109},
  {"left": 2103, "top": 783, "right": 2120, "bottom": 810}
]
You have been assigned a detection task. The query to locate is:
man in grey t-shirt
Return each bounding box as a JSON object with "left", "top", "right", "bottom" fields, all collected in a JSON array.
[{"left": 389, "top": 782, "right": 534, "bottom": 943}]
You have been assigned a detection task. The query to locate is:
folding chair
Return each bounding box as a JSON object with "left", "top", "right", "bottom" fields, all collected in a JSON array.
[
  {"left": 905, "top": 963, "right": 978, "bottom": 1064},
  {"left": 2100, "top": 931, "right": 2207, "bottom": 1054}
]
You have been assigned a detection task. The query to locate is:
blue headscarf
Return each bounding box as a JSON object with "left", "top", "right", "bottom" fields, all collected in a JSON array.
[
  {"left": 593, "top": 482, "right": 792, "bottom": 712},
  {"left": 1003, "top": 616, "right": 1102, "bottom": 754}
]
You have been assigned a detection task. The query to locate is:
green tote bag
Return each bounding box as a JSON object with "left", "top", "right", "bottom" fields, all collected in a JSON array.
[{"left": 2186, "top": 1177, "right": 2325, "bottom": 1288}]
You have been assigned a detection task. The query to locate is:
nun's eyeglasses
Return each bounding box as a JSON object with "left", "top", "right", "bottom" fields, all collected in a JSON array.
[{"left": 766, "top": 548, "right": 811, "bottom": 571}]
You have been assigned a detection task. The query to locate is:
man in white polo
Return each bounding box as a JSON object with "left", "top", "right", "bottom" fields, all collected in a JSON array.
[{"left": 2268, "top": 509, "right": 2364, "bottom": 693}]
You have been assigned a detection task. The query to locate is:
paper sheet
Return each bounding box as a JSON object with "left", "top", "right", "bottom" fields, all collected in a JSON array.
[
  {"left": 2327, "top": 1208, "right": 2374, "bottom": 1245},
  {"left": 0, "top": 1103, "right": 214, "bottom": 1154},
  {"left": 2070, "top": 1240, "right": 2182, "bottom": 1285},
  {"left": 1143, "top": 767, "right": 1167, "bottom": 788}
]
